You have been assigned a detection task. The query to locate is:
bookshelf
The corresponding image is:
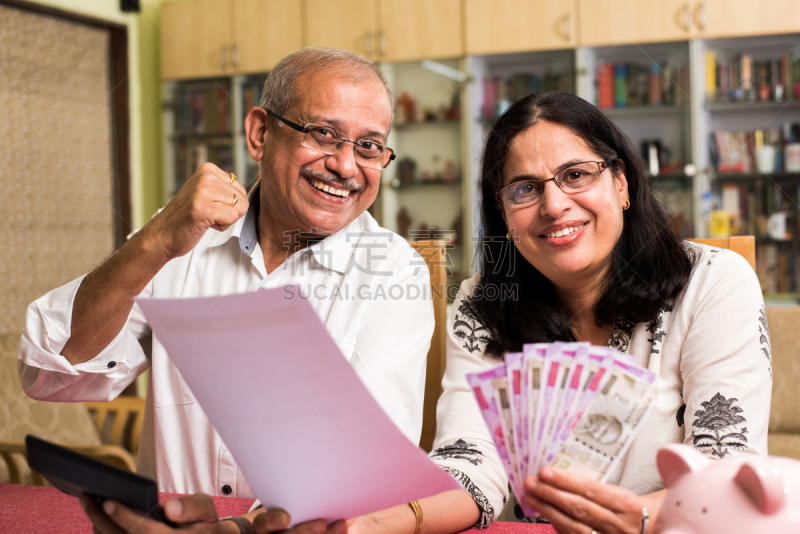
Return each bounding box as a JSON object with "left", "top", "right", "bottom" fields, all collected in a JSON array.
[
  {"left": 694, "top": 34, "right": 800, "bottom": 301},
  {"left": 577, "top": 41, "right": 695, "bottom": 237},
  {"left": 380, "top": 59, "right": 467, "bottom": 295},
  {"left": 160, "top": 31, "right": 800, "bottom": 302},
  {"left": 163, "top": 79, "right": 234, "bottom": 199},
  {"left": 162, "top": 74, "right": 265, "bottom": 201}
]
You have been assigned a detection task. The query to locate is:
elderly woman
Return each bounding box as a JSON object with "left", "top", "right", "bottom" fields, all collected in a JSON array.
[{"left": 84, "top": 92, "right": 771, "bottom": 534}]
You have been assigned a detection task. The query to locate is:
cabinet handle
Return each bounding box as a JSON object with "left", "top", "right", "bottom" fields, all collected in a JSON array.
[
  {"left": 219, "top": 45, "right": 228, "bottom": 70},
  {"left": 682, "top": 3, "right": 691, "bottom": 33},
  {"left": 696, "top": 2, "right": 706, "bottom": 32},
  {"left": 365, "top": 32, "right": 374, "bottom": 58},
  {"left": 232, "top": 43, "right": 240, "bottom": 69},
  {"left": 563, "top": 13, "right": 572, "bottom": 42},
  {"left": 379, "top": 31, "right": 387, "bottom": 56}
]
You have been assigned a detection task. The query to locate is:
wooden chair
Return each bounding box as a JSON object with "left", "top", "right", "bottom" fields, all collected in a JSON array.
[
  {"left": 409, "top": 240, "right": 449, "bottom": 452},
  {"left": 688, "top": 236, "right": 756, "bottom": 271},
  {"left": 83, "top": 396, "right": 147, "bottom": 458},
  {"left": 0, "top": 440, "right": 136, "bottom": 486}
]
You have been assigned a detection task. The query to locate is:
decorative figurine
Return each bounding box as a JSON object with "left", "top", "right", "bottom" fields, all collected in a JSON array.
[
  {"left": 397, "top": 156, "right": 417, "bottom": 186},
  {"left": 442, "top": 160, "right": 458, "bottom": 183},
  {"left": 397, "top": 207, "right": 412, "bottom": 238}
]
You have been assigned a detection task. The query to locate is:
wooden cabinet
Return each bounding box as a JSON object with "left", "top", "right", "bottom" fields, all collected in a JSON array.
[
  {"left": 578, "top": 0, "right": 693, "bottom": 46},
  {"left": 161, "top": 0, "right": 303, "bottom": 80},
  {"left": 694, "top": 0, "right": 800, "bottom": 38},
  {"left": 577, "top": 0, "right": 800, "bottom": 45},
  {"left": 465, "top": 0, "right": 575, "bottom": 55},
  {"left": 379, "top": 0, "right": 462, "bottom": 62},
  {"left": 234, "top": 0, "right": 303, "bottom": 74},
  {"left": 305, "top": 0, "right": 462, "bottom": 62},
  {"left": 161, "top": 0, "right": 231, "bottom": 79},
  {"left": 305, "top": 0, "right": 380, "bottom": 61}
]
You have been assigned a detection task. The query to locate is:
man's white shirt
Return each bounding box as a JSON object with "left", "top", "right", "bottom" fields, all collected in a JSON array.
[{"left": 18, "top": 183, "right": 434, "bottom": 498}]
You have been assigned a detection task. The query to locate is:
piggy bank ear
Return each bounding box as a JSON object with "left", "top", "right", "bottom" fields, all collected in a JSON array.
[
  {"left": 657, "top": 444, "right": 710, "bottom": 488},
  {"left": 734, "top": 461, "right": 786, "bottom": 515}
]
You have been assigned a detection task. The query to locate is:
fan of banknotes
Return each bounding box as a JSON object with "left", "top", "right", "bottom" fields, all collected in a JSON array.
[{"left": 467, "top": 342, "right": 657, "bottom": 516}]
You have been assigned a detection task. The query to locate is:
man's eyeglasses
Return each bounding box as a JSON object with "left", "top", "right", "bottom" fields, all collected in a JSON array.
[
  {"left": 264, "top": 108, "right": 396, "bottom": 170},
  {"left": 495, "top": 160, "right": 609, "bottom": 208}
]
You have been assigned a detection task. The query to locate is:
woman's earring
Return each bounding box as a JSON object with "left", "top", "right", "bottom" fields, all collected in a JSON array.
[
  {"left": 506, "top": 232, "right": 511, "bottom": 240},
  {"left": 623, "top": 199, "right": 631, "bottom": 211}
]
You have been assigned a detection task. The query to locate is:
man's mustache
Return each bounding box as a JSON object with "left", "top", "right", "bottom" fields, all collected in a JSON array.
[{"left": 301, "top": 168, "right": 363, "bottom": 192}]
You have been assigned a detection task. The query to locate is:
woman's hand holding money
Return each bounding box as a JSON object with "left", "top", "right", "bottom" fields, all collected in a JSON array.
[{"left": 523, "top": 468, "right": 666, "bottom": 534}]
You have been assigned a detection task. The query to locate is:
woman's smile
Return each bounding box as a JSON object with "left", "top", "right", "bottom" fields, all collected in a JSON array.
[{"left": 538, "top": 221, "right": 589, "bottom": 242}]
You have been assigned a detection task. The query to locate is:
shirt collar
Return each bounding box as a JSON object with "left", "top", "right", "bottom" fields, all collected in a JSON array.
[
  {"left": 306, "top": 214, "right": 365, "bottom": 274},
  {"left": 206, "top": 179, "right": 368, "bottom": 274}
]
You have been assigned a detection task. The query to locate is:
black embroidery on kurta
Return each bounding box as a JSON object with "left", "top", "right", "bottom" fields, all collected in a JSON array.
[
  {"left": 453, "top": 299, "right": 491, "bottom": 353},
  {"left": 758, "top": 305, "right": 773, "bottom": 378},
  {"left": 646, "top": 304, "right": 672, "bottom": 355},
  {"left": 691, "top": 392, "right": 748, "bottom": 457},
  {"left": 676, "top": 404, "right": 686, "bottom": 427},
  {"left": 430, "top": 439, "right": 484, "bottom": 466},
  {"left": 707, "top": 248, "right": 720, "bottom": 266},
  {"left": 607, "top": 316, "right": 636, "bottom": 353},
  {"left": 440, "top": 466, "right": 494, "bottom": 528}
]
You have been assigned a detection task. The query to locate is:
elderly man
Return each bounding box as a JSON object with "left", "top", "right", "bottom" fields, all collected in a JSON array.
[{"left": 18, "top": 47, "right": 433, "bottom": 509}]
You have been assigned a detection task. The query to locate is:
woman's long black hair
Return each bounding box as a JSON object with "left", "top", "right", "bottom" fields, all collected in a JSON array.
[{"left": 472, "top": 92, "right": 696, "bottom": 356}]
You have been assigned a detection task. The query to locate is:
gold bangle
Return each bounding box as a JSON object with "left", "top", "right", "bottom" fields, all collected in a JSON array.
[{"left": 407, "top": 500, "right": 422, "bottom": 534}]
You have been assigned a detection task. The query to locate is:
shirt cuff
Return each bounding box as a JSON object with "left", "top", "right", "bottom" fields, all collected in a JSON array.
[{"left": 18, "top": 315, "right": 141, "bottom": 379}]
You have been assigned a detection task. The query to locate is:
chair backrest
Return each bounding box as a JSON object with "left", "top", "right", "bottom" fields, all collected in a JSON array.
[
  {"left": 765, "top": 306, "right": 800, "bottom": 436},
  {"left": 409, "top": 240, "right": 448, "bottom": 452},
  {"left": 83, "top": 396, "right": 146, "bottom": 458},
  {"left": 688, "top": 236, "right": 756, "bottom": 271}
]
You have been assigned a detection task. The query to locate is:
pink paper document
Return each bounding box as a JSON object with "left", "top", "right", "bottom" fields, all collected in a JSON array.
[{"left": 135, "top": 289, "right": 461, "bottom": 525}]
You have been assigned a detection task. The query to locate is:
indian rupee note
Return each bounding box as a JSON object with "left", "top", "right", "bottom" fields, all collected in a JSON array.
[{"left": 548, "top": 362, "right": 657, "bottom": 482}]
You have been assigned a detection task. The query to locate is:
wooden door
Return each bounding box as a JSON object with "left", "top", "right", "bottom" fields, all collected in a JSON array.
[
  {"left": 379, "top": 0, "right": 462, "bottom": 62},
  {"left": 305, "top": 0, "right": 379, "bottom": 61},
  {"left": 161, "top": 0, "right": 232, "bottom": 80},
  {"left": 695, "top": 0, "right": 800, "bottom": 38},
  {"left": 465, "top": 0, "right": 575, "bottom": 55},
  {"left": 578, "top": 0, "right": 694, "bottom": 46}
]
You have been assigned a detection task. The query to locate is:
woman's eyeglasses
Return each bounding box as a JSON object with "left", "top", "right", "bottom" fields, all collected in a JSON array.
[
  {"left": 265, "top": 108, "right": 396, "bottom": 170},
  {"left": 495, "top": 160, "right": 609, "bottom": 208}
]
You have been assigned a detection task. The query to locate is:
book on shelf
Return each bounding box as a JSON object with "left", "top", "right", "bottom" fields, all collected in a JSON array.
[
  {"left": 706, "top": 50, "right": 800, "bottom": 103},
  {"left": 648, "top": 62, "right": 663, "bottom": 106},
  {"left": 756, "top": 243, "right": 797, "bottom": 295},
  {"left": 173, "top": 142, "right": 233, "bottom": 197},
  {"left": 175, "top": 81, "right": 231, "bottom": 136},
  {"left": 597, "top": 64, "right": 614, "bottom": 108},
  {"left": 613, "top": 64, "right": 627, "bottom": 107},
  {"left": 596, "top": 61, "right": 688, "bottom": 109},
  {"left": 242, "top": 78, "right": 263, "bottom": 123},
  {"left": 481, "top": 70, "right": 573, "bottom": 119},
  {"left": 705, "top": 50, "right": 716, "bottom": 97}
]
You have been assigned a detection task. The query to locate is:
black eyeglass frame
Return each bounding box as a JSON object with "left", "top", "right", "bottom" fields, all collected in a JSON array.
[
  {"left": 264, "top": 108, "right": 396, "bottom": 169},
  {"left": 494, "top": 160, "right": 609, "bottom": 208}
]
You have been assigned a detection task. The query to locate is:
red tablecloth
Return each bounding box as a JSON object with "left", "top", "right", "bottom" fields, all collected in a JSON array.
[{"left": 0, "top": 483, "right": 555, "bottom": 533}]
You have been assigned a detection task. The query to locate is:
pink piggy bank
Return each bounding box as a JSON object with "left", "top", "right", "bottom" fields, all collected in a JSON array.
[{"left": 655, "top": 444, "right": 800, "bottom": 533}]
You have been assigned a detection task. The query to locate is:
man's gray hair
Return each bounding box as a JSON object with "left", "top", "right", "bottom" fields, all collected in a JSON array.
[{"left": 259, "top": 47, "right": 392, "bottom": 119}]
